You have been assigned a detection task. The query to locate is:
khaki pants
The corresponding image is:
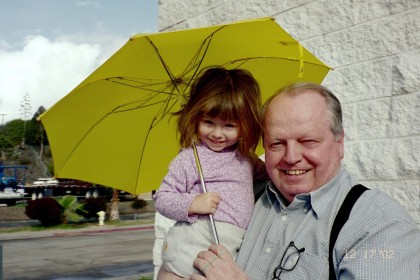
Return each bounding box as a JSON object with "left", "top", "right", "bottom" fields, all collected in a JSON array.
[{"left": 162, "top": 218, "right": 246, "bottom": 277}]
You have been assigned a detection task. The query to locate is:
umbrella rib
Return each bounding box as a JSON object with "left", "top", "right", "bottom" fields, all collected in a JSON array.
[
  {"left": 183, "top": 34, "right": 213, "bottom": 93},
  {"left": 223, "top": 56, "right": 329, "bottom": 68},
  {"left": 152, "top": 98, "right": 179, "bottom": 128},
  {"left": 113, "top": 97, "right": 178, "bottom": 113},
  {"left": 107, "top": 78, "right": 177, "bottom": 95},
  {"left": 180, "top": 26, "right": 226, "bottom": 93},
  {"left": 103, "top": 77, "right": 184, "bottom": 117},
  {"left": 144, "top": 36, "right": 189, "bottom": 121},
  {"left": 135, "top": 97, "right": 180, "bottom": 186},
  {"left": 106, "top": 79, "right": 181, "bottom": 123},
  {"left": 145, "top": 36, "right": 183, "bottom": 95},
  {"left": 136, "top": 116, "right": 157, "bottom": 187}
]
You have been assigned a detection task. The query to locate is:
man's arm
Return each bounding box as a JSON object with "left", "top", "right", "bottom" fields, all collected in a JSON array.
[{"left": 335, "top": 191, "right": 420, "bottom": 279}]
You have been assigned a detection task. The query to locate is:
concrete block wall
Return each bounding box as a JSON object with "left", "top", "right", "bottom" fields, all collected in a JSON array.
[{"left": 158, "top": 0, "right": 420, "bottom": 225}]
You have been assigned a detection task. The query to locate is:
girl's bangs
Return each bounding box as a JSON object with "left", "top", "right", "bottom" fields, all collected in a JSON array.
[
  {"left": 201, "top": 92, "right": 244, "bottom": 120},
  {"left": 203, "top": 100, "right": 239, "bottom": 121}
]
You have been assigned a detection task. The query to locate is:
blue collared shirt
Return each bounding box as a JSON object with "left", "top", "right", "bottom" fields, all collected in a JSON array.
[{"left": 237, "top": 167, "right": 420, "bottom": 279}]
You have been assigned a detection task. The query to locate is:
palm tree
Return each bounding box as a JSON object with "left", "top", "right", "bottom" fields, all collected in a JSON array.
[
  {"left": 56, "top": 195, "right": 86, "bottom": 223},
  {"left": 109, "top": 188, "right": 120, "bottom": 221},
  {"left": 32, "top": 106, "right": 47, "bottom": 157}
]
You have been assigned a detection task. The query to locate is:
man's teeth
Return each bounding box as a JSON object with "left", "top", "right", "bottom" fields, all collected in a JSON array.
[{"left": 285, "top": 170, "right": 306, "bottom": 175}]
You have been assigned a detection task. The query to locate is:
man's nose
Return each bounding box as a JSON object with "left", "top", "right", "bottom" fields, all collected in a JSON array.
[{"left": 283, "top": 143, "right": 302, "bottom": 164}]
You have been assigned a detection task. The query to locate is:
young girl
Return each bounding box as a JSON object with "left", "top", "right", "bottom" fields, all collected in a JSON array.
[{"left": 153, "top": 66, "right": 265, "bottom": 279}]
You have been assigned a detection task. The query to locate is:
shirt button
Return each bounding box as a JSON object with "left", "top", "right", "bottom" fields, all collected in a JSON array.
[
  {"left": 265, "top": 247, "right": 272, "bottom": 254},
  {"left": 281, "top": 216, "right": 288, "bottom": 222}
]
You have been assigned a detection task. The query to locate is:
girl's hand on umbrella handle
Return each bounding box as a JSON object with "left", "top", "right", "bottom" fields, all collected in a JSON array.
[{"left": 189, "top": 192, "right": 220, "bottom": 215}]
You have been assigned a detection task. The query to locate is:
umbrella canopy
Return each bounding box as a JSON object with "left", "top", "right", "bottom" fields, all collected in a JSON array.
[{"left": 40, "top": 17, "right": 331, "bottom": 194}]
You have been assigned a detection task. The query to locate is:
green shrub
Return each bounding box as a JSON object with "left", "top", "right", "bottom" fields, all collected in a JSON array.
[
  {"left": 25, "top": 198, "right": 63, "bottom": 226},
  {"left": 79, "top": 197, "right": 107, "bottom": 219}
]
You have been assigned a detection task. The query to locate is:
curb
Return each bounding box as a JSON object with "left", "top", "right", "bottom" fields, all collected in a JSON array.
[
  {"left": 0, "top": 223, "right": 155, "bottom": 241},
  {"left": 53, "top": 225, "right": 154, "bottom": 237}
]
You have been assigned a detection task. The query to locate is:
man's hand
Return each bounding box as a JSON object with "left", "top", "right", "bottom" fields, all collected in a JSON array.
[
  {"left": 191, "top": 244, "right": 249, "bottom": 280},
  {"left": 189, "top": 192, "right": 220, "bottom": 215}
]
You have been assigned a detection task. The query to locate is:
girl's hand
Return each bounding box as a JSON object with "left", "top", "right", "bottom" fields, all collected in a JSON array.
[{"left": 189, "top": 192, "right": 220, "bottom": 215}]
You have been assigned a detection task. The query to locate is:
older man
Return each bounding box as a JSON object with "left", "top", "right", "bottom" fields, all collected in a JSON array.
[{"left": 191, "top": 83, "right": 420, "bottom": 279}]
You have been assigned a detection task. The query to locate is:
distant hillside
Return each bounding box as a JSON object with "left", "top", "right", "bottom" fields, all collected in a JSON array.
[{"left": 0, "top": 145, "right": 53, "bottom": 185}]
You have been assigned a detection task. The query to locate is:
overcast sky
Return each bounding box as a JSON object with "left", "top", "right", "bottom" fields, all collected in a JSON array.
[{"left": 0, "top": 0, "right": 158, "bottom": 124}]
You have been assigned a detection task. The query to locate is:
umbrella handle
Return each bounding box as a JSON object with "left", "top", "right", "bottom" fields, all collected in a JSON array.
[{"left": 192, "top": 142, "right": 220, "bottom": 245}]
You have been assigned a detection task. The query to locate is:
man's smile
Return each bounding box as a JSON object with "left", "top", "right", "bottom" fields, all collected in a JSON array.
[{"left": 284, "top": 169, "right": 307, "bottom": 175}]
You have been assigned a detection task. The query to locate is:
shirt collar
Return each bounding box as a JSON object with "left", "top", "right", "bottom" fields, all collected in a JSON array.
[
  {"left": 308, "top": 167, "right": 346, "bottom": 218},
  {"left": 265, "top": 166, "right": 348, "bottom": 218},
  {"left": 266, "top": 182, "right": 282, "bottom": 207}
]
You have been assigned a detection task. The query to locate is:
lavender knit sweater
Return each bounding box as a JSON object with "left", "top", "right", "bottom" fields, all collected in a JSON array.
[{"left": 153, "top": 143, "right": 254, "bottom": 230}]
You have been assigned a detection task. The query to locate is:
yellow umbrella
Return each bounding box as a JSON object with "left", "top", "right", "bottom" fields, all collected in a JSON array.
[{"left": 39, "top": 17, "right": 331, "bottom": 195}]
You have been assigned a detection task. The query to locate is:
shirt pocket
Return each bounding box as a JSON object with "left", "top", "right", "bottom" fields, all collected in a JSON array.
[{"left": 291, "top": 251, "right": 328, "bottom": 279}]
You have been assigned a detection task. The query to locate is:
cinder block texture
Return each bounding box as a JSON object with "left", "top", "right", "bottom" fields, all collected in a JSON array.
[{"left": 158, "top": 0, "right": 420, "bottom": 226}]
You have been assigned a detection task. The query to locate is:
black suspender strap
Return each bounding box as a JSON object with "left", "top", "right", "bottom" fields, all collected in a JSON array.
[{"left": 329, "top": 184, "right": 369, "bottom": 280}]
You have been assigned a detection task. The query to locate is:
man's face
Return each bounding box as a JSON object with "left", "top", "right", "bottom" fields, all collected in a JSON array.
[{"left": 263, "top": 90, "right": 344, "bottom": 202}]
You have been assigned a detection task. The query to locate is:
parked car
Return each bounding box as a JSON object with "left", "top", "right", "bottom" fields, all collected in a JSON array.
[{"left": 32, "top": 178, "right": 59, "bottom": 186}]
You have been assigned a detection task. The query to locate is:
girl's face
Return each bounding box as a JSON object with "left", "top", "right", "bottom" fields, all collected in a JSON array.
[{"left": 198, "top": 115, "right": 240, "bottom": 152}]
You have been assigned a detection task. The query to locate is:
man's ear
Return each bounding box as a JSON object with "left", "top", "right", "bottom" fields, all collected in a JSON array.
[{"left": 338, "top": 130, "right": 345, "bottom": 159}]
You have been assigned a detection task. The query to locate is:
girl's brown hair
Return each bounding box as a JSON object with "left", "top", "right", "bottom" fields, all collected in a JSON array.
[{"left": 174, "top": 66, "right": 262, "bottom": 158}]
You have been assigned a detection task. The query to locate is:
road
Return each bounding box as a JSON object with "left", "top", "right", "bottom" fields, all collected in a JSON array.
[{"left": 0, "top": 224, "right": 155, "bottom": 279}]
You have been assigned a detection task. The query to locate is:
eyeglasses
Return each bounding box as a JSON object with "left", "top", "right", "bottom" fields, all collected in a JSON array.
[{"left": 272, "top": 241, "right": 305, "bottom": 280}]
